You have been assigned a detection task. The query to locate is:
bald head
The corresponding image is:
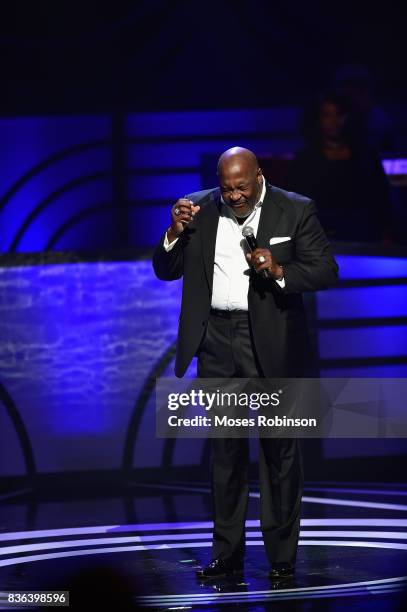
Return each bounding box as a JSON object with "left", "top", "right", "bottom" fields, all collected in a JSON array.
[
  {"left": 217, "top": 147, "right": 263, "bottom": 220},
  {"left": 217, "top": 146, "right": 259, "bottom": 176}
]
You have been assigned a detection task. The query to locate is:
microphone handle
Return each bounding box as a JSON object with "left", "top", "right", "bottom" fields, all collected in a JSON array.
[
  {"left": 245, "top": 234, "right": 257, "bottom": 251},
  {"left": 244, "top": 234, "right": 269, "bottom": 279}
]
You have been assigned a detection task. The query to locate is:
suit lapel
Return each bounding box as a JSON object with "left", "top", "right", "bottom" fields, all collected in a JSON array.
[
  {"left": 255, "top": 183, "right": 284, "bottom": 248},
  {"left": 200, "top": 188, "right": 220, "bottom": 291}
]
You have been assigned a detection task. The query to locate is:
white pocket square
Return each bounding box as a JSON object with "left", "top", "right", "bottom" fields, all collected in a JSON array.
[{"left": 269, "top": 236, "right": 291, "bottom": 245}]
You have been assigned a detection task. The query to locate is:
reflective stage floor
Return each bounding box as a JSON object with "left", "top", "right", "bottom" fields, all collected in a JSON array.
[{"left": 0, "top": 481, "right": 406, "bottom": 610}]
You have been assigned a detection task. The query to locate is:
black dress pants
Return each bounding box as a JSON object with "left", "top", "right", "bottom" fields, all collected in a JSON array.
[{"left": 197, "top": 310, "right": 303, "bottom": 566}]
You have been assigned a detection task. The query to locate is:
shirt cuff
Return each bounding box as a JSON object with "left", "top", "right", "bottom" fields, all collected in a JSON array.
[
  {"left": 275, "top": 277, "right": 285, "bottom": 289},
  {"left": 163, "top": 231, "right": 179, "bottom": 252}
]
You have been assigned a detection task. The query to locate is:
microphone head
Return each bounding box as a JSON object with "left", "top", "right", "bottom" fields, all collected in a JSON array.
[{"left": 242, "top": 226, "right": 254, "bottom": 237}]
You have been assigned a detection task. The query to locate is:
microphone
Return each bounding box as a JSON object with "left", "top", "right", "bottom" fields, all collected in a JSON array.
[{"left": 242, "top": 226, "right": 269, "bottom": 279}]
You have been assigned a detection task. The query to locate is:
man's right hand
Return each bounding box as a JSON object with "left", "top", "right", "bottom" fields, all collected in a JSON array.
[{"left": 167, "top": 199, "right": 201, "bottom": 242}]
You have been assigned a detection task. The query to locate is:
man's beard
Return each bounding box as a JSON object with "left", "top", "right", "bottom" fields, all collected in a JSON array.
[{"left": 231, "top": 202, "right": 255, "bottom": 219}]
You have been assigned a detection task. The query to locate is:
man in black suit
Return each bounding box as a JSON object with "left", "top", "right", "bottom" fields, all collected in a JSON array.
[{"left": 153, "top": 147, "right": 338, "bottom": 580}]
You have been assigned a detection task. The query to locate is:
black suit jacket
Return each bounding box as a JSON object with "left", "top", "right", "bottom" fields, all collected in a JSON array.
[{"left": 153, "top": 183, "right": 339, "bottom": 377}]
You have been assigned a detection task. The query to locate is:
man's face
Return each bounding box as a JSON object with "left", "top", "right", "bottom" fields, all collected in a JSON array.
[{"left": 219, "top": 164, "right": 263, "bottom": 219}]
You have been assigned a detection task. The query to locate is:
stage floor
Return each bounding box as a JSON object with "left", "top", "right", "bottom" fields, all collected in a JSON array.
[{"left": 0, "top": 481, "right": 406, "bottom": 610}]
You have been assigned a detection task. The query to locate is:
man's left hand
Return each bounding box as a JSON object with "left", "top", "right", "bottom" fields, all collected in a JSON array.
[{"left": 246, "top": 248, "right": 283, "bottom": 280}]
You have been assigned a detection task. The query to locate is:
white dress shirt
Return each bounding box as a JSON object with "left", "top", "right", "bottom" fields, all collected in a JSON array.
[{"left": 163, "top": 177, "right": 285, "bottom": 310}]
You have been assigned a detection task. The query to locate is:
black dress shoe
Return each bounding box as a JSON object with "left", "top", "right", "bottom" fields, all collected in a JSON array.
[
  {"left": 196, "top": 557, "right": 243, "bottom": 579},
  {"left": 269, "top": 562, "right": 294, "bottom": 580}
]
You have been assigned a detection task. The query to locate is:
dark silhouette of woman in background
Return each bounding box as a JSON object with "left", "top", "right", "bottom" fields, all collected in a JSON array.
[{"left": 286, "top": 91, "right": 390, "bottom": 242}]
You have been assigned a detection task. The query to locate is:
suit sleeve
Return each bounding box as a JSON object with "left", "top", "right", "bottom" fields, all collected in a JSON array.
[
  {"left": 152, "top": 231, "right": 184, "bottom": 280},
  {"left": 282, "top": 200, "right": 339, "bottom": 293}
]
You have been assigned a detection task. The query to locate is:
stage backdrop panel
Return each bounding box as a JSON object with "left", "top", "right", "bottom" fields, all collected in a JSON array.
[
  {"left": 0, "top": 260, "right": 185, "bottom": 477},
  {"left": 0, "top": 116, "right": 113, "bottom": 253},
  {"left": 1, "top": 111, "right": 405, "bottom": 252},
  {"left": 0, "top": 251, "right": 406, "bottom": 477}
]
